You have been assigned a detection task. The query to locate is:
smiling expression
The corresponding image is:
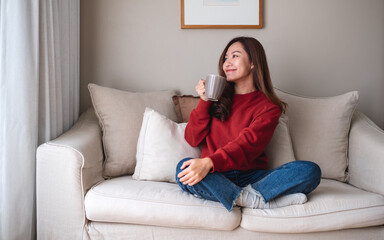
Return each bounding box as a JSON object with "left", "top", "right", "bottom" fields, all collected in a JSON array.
[{"left": 223, "top": 42, "right": 254, "bottom": 83}]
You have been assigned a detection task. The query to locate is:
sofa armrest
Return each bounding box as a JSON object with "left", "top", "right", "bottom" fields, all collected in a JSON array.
[
  {"left": 348, "top": 111, "right": 384, "bottom": 196},
  {"left": 36, "top": 108, "right": 104, "bottom": 240}
]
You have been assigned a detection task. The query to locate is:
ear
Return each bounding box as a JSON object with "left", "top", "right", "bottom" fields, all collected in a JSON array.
[{"left": 251, "top": 64, "right": 254, "bottom": 69}]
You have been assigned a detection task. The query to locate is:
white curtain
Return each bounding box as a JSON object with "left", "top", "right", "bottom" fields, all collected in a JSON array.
[{"left": 0, "top": 0, "right": 79, "bottom": 239}]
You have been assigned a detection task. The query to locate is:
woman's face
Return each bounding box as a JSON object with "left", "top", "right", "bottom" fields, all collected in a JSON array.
[{"left": 223, "top": 42, "right": 254, "bottom": 83}]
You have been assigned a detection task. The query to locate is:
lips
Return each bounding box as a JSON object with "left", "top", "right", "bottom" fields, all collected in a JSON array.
[{"left": 225, "top": 69, "right": 236, "bottom": 73}]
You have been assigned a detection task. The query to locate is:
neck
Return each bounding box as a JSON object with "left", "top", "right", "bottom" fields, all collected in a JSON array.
[{"left": 234, "top": 81, "right": 256, "bottom": 94}]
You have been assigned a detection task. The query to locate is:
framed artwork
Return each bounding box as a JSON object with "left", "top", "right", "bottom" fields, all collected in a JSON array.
[{"left": 181, "top": 0, "right": 263, "bottom": 29}]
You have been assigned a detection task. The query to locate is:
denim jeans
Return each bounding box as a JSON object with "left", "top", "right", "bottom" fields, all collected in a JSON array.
[{"left": 175, "top": 158, "right": 321, "bottom": 211}]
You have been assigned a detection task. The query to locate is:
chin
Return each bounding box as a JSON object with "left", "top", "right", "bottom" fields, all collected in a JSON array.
[
  {"left": 225, "top": 76, "right": 236, "bottom": 82},
  {"left": 226, "top": 78, "right": 237, "bottom": 83}
]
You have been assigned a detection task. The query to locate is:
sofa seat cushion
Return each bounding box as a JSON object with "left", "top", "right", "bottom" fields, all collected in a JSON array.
[
  {"left": 84, "top": 176, "right": 241, "bottom": 230},
  {"left": 241, "top": 179, "right": 384, "bottom": 233}
]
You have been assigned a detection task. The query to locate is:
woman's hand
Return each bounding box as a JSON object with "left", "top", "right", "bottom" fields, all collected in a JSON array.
[
  {"left": 195, "top": 79, "right": 209, "bottom": 101},
  {"left": 177, "top": 157, "right": 213, "bottom": 186}
]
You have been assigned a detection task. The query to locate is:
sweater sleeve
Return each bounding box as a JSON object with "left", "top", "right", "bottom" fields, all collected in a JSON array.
[
  {"left": 184, "top": 99, "right": 212, "bottom": 147},
  {"left": 209, "top": 106, "right": 281, "bottom": 172}
]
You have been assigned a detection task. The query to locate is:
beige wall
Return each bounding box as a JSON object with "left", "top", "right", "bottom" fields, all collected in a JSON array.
[{"left": 80, "top": 0, "right": 384, "bottom": 128}]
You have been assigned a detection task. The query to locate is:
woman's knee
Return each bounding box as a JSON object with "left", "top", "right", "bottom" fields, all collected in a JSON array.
[
  {"left": 175, "top": 157, "right": 193, "bottom": 183},
  {"left": 295, "top": 161, "right": 322, "bottom": 191},
  {"left": 285, "top": 161, "right": 321, "bottom": 183},
  {"left": 300, "top": 161, "right": 321, "bottom": 178},
  {"left": 176, "top": 158, "right": 192, "bottom": 174}
]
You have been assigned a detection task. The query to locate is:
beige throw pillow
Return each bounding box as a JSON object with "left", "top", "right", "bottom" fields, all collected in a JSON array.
[
  {"left": 88, "top": 84, "right": 177, "bottom": 178},
  {"left": 276, "top": 89, "right": 359, "bottom": 181},
  {"left": 133, "top": 108, "right": 202, "bottom": 183}
]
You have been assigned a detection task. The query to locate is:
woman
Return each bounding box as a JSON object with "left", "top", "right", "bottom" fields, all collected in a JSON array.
[{"left": 176, "top": 37, "right": 321, "bottom": 212}]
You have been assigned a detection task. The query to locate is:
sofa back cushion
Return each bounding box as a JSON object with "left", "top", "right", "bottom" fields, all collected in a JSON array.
[
  {"left": 265, "top": 114, "right": 296, "bottom": 169},
  {"left": 88, "top": 83, "right": 177, "bottom": 178},
  {"left": 276, "top": 89, "right": 359, "bottom": 181}
]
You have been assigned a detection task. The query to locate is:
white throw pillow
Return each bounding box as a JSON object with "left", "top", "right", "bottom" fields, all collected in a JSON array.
[
  {"left": 88, "top": 84, "right": 177, "bottom": 178},
  {"left": 133, "top": 108, "right": 202, "bottom": 183},
  {"left": 276, "top": 89, "right": 359, "bottom": 181}
]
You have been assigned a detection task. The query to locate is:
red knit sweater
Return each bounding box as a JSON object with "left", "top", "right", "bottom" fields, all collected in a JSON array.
[{"left": 185, "top": 91, "right": 281, "bottom": 172}]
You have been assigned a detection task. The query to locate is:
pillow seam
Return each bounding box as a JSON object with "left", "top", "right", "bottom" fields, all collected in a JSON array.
[
  {"left": 344, "top": 99, "right": 359, "bottom": 182},
  {"left": 88, "top": 84, "right": 110, "bottom": 179},
  {"left": 137, "top": 109, "right": 151, "bottom": 178}
]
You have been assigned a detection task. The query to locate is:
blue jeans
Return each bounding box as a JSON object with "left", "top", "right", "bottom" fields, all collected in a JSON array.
[{"left": 175, "top": 158, "right": 321, "bottom": 211}]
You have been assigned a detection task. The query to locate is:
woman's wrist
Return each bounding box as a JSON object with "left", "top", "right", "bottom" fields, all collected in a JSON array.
[
  {"left": 200, "top": 95, "right": 209, "bottom": 101},
  {"left": 202, "top": 157, "right": 213, "bottom": 171}
]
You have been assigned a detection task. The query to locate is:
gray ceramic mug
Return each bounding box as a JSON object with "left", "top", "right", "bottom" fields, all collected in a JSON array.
[{"left": 205, "top": 74, "right": 226, "bottom": 101}]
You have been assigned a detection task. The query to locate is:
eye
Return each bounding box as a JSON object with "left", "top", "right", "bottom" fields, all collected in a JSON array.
[{"left": 233, "top": 55, "right": 238, "bottom": 58}]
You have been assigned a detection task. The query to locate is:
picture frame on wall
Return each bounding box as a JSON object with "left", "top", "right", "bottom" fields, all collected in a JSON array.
[{"left": 181, "top": 0, "right": 263, "bottom": 29}]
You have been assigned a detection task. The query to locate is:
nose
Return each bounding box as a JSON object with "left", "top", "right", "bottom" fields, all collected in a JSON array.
[{"left": 224, "top": 59, "right": 232, "bottom": 68}]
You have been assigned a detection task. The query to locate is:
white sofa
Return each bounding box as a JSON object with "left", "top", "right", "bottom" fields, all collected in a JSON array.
[{"left": 36, "top": 86, "right": 384, "bottom": 240}]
